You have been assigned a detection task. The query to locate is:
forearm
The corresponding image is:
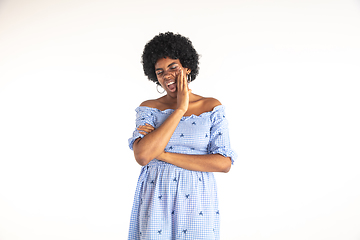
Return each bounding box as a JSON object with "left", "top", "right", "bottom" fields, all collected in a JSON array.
[
  {"left": 133, "top": 109, "right": 185, "bottom": 165},
  {"left": 157, "top": 152, "right": 232, "bottom": 173}
]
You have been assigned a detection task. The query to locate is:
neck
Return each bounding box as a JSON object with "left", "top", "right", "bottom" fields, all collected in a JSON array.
[{"left": 165, "top": 92, "right": 195, "bottom": 102}]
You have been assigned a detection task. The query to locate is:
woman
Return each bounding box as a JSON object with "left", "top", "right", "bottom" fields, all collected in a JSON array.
[{"left": 128, "top": 32, "right": 237, "bottom": 239}]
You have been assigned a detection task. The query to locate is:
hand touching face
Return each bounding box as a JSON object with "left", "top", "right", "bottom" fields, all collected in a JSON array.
[{"left": 155, "top": 57, "right": 190, "bottom": 94}]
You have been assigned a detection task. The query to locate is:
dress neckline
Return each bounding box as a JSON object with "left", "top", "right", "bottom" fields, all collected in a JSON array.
[{"left": 136, "top": 105, "right": 224, "bottom": 119}]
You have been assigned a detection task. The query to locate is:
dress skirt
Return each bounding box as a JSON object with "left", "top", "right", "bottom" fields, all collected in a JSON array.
[{"left": 128, "top": 159, "right": 220, "bottom": 240}]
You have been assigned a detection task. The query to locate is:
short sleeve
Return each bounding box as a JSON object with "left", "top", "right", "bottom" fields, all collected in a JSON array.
[
  {"left": 208, "top": 106, "right": 237, "bottom": 164},
  {"left": 128, "top": 107, "right": 156, "bottom": 151}
]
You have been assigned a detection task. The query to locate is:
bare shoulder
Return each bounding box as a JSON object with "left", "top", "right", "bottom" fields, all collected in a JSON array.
[
  {"left": 201, "top": 97, "right": 222, "bottom": 111},
  {"left": 190, "top": 94, "right": 222, "bottom": 114},
  {"left": 139, "top": 96, "right": 172, "bottom": 110},
  {"left": 139, "top": 99, "right": 161, "bottom": 108}
]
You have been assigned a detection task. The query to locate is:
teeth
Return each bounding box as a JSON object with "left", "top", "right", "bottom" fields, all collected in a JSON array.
[{"left": 167, "top": 81, "right": 175, "bottom": 86}]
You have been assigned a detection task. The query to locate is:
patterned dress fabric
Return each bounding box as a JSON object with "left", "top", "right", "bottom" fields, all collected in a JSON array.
[{"left": 128, "top": 105, "right": 237, "bottom": 240}]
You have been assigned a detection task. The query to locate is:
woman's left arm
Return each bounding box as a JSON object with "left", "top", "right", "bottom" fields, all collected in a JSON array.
[
  {"left": 156, "top": 152, "right": 232, "bottom": 173},
  {"left": 137, "top": 102, "right": 235, "bottom": 173}
]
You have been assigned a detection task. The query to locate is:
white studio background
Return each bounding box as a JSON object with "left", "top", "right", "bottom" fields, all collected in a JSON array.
[{"left": 0, "top": 0, "right": 360, "bottom": 239}]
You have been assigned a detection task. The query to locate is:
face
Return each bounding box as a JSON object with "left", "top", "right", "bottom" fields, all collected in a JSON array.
[{"left": 155, "top": 57, "right": 189, "bottom": 94}]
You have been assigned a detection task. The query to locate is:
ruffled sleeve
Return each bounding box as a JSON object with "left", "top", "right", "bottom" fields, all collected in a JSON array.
[
  {"left": 208, "top": 106, "right": 237, "bottom": 164},
  {"left": 128, "top": 107, "right": 156, "bottom": 151}
]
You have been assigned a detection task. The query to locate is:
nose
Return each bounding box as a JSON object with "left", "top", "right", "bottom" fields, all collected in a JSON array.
[{"left": 162, "top": 69, "right": 173, "bottom": 80}]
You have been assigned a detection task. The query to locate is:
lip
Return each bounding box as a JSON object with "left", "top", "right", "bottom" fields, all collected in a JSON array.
[
  {"left": 167, "top": 81, "right": 175, "bottom": 86},
  {"left": 164, "top": 79, "right": 177, "bottom": 92},
  {"left": 165, "top": 79, "right": 176, "bottom": 86}
]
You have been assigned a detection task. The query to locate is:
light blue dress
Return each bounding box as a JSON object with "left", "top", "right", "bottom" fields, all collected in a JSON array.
[{"left": 128, "top": 105, "right": 237, "bottom": 240}]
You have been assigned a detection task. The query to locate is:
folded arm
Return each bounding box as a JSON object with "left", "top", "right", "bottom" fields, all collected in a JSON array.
[
  {"left": 132, "top": 108, "right": 185, "bottom": 166},
  {"left": 157, "top": 152, "right": 232, "bottom": 173}
]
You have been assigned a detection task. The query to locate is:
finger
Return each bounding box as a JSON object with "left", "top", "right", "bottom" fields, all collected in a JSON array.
[
  {"left": 143, "top": 124, "right": 154, "bottom": 129},
  {"left": 177, "top": 68, "right": 183, "bottom": 91},
  {"left": 138, "top": 124, "right": 153, "bottom": 128},
  {"left": 145, "top": 123, "right": 155, "bottom": 129},
  {"left": 138, "top": 125, "right": 155, "bottom": 131},
  {"left": 183, "top": 72, "right": 189, "bottom": 91},
  {"left": 181, "top": 68, "right": 186, "bottom": 91},
  {"left": 143, "top": 127, "right": 155, "bottom": 132},
  {"left": 139, "top": 127, "right": 154, "bottom": 134},
  {"left": 137, "top": 126, "right": 154, "bottom": 132},
  {"left": 176, "top": 68, "right": 181, "bottom": 91}
]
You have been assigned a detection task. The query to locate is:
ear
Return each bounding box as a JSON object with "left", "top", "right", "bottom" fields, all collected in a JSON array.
[{"left": 186, "top": 69, "right": 191, "bottom": 74}]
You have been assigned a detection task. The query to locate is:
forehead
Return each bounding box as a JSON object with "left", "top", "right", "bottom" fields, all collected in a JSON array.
[{"left": 154, "top": 57, "right": 181, "bottom": 69}]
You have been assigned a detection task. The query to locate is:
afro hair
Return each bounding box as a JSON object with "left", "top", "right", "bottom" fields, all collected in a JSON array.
[{"left": 141, "top": 32, "right": 200, "bottom": 85}]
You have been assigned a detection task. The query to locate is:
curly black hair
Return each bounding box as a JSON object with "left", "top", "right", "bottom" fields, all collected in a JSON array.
[{"left": 141, "top": 32, "right": 200, "bottom": 85}]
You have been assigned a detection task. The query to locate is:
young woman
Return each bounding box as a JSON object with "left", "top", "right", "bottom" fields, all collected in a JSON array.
[{"left": 128, "top": 32, "right": 237, "bottom": 239}]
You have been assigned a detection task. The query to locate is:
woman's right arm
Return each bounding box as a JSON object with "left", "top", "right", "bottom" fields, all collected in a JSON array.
[
  {"left": 132, "top": 108, "right": 185, "bottom": 166},
  {"left": 132, "top": 68, "right": 190, "bottom": 166}
]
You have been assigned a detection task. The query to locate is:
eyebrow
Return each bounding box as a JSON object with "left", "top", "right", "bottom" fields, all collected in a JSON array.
[{"left": 155, "top": 62, "right": 177, "bottom": 72}]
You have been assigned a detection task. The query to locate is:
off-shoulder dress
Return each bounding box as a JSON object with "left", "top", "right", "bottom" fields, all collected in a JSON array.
[{"left": 128, "top": 105, "right": 237, "bottom": 240}]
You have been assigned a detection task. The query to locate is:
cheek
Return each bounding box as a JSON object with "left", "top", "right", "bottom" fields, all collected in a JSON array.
[
  {"left": 156, "top": 77, "right": 165, "bottom": 86},
  {"left": 170, "top": 69, "right": 179, "bottom": 76}
]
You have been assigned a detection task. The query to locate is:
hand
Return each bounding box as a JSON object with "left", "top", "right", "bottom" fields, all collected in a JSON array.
[
  {"left": 137, "top": 123, "right": 155, "bottom": 136},
  {"left": 176, "top": 68, "right": 191, "bottom": 113}
]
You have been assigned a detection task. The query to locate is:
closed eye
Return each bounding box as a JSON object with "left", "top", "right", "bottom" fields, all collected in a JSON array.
[{"left": 155, "top": 62, "right": 179, "bottom": 76}]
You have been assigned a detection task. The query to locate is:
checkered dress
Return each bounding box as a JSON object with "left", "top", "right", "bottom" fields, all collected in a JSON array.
[{"left": 128, "top": 105, "right": 237, "bottom": 239}]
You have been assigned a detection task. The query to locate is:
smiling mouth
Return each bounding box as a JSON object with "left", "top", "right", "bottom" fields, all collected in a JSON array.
[
  {"left": 167, "top": 81, "right": 175, "bottom": 86},
  {"left": 166, "top": 80, "right": 177, "bottom": 92}
]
